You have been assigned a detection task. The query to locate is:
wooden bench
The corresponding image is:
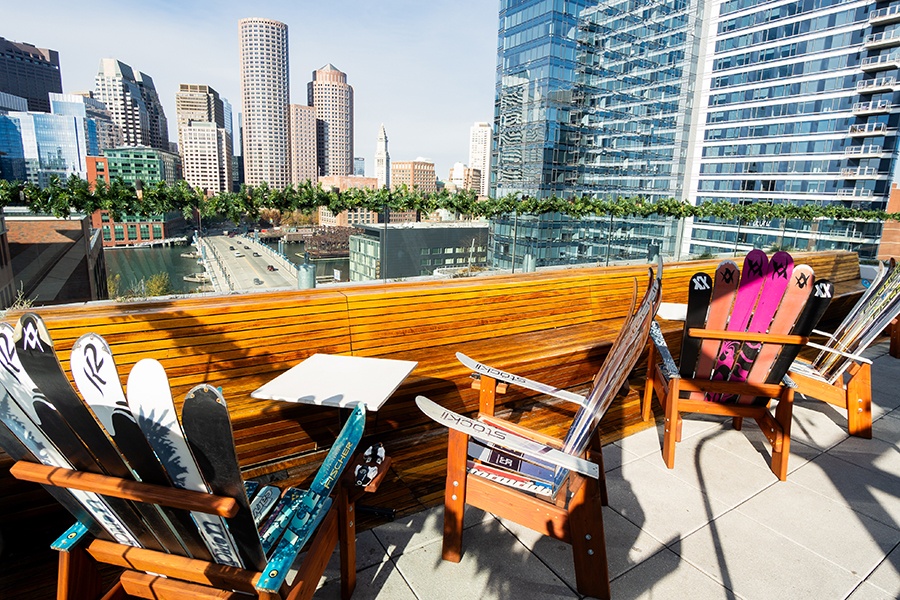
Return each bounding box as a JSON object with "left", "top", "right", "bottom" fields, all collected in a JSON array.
[{"left": 0, "top": 251, "right": 865, "bottom": 556}]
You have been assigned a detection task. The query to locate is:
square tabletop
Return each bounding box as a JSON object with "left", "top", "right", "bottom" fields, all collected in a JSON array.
[{"left": 250, "top": 354, "right": 417, "bottom": 411}]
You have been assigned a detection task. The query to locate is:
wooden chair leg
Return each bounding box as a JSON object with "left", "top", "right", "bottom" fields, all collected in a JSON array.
[
  {"left": 568, "top": 477, "right": 610, "bottom": 600},
  {"left": 588, "top": 429, "right": 608, "bottom": 507},
  {"left": 642, "top": 347, "right": 657, "bottom": 422},
  {"left": 58, "top": 546, "right": 103, "bottom": 600},
  {"left": 732, "top": 416, "right": 744, "bottom": 431},
  {"left": 770, "top": 388, "right": 794, "bottom": 481},
  {"left": 337, "top": 487, "right": 356, "bottom": 600},
  {"left": 846, "top": 362, "right": 872, "bottom": 439},
  {"left": 99, "top": 582, "right": 128, "bottom": 600},
  {"left": 442, "top": 428, "right": 469, "bottom": 563},
  {"left": 662, "top": 378, "right": 680, "bottom": 468}
]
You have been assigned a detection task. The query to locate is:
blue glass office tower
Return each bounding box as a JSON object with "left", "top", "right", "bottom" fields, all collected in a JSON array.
[
  {"left": 490, "top": 0, "right": 701, "bottom": 268},
  {"left": 491, "top": 0, "right": 592, "bottom": 269},
  {"left": 0, "top": 112, "right": 88, "bottom": 186},
  {"left": 493, "top": 0, "right": 592, "bottom": 198},
  {"left": 688, "top": 0, "right": 888, "bottom": 258}
]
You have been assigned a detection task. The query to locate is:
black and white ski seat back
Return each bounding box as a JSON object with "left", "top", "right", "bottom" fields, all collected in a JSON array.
[{"left": 560, "top": 258, "right": 663, "bottom": 458}]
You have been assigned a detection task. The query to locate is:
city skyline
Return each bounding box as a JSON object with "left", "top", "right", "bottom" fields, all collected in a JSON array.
[{"left": 4, "top": 0, "right": 497, "bottom": 179}]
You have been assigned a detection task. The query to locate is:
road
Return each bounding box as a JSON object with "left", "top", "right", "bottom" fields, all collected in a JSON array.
[{"left": 200, "top": 235, "right": 297, "bottom": 291}]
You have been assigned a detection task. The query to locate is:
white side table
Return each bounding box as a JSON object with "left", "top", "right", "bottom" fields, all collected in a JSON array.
[{"left": 251, "top": 354, "right": 418, "bottom": 411}]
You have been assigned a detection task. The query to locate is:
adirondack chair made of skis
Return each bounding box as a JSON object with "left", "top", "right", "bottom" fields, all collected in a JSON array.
[
  {"left": 0, "top": 318, "right": 388, "bottom": 600},
  {"left": 788, "top": 259, "right": 900, "bottom": 439},
  {"left": 9, "top": 453, "right": 389, "bottom": 600},
  {"left": 436, "top": 260, "right": 662, "bottom": 600},
  {"left": 641, "top": 252, "right": 824, "bottom": 481}
]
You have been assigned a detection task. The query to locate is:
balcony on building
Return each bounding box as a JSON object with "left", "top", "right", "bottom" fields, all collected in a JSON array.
[
  {"left": 861, "top": 52, "right": 900, "bottom": 72},
  {"left": 848, "top": 122, "right": 889, "bottom": 136},
  {"left": 856, "top": 76, "right": 898, "bottom": 94},
  {"left": 864, "top": 28, "right": 900, "bottom": 49},
  {"left": 836, "top": 187, "right": 876, "bottom": 197},
  {"left": 844, "top": 143, "right": 885, "bottom": 157},
  {"left": 869, "top": 3, "right": 900, "bottom": 26},
  {"left": 840, "top": 165, "right": 883, "bottom": 179},
  {"left": 852, "top": 99, "right": 893, "bottom": 114}
]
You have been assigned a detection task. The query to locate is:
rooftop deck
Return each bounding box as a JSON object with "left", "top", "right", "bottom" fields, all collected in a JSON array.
[
  {"left": 0, "top": 250, "right": 893, "bottom": 599},
  {"left": 312, "top": 341, "right": 900, "bottom": 599}
]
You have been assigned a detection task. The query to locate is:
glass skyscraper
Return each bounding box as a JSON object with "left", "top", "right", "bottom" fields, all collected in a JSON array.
[
  {"left": 490, "top": 0, "right": 699, "bottom": 268},
  {"left": 0, "top": 111, "right": 88, "bottom": 186},
  {"left": 493, "top": 0, "right": 592, "bottom": 199}
]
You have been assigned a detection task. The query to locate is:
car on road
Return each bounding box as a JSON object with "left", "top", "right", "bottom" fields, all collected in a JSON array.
[
  {"left": 234, "top": 252, "right": 244, "bottom": 257},
  {"left": 253, "top": 278, "right": 263, "bottom": 285},
  {"left": 253, "top": 252, "right": 260, "bottom": 257},
  {"left": 229, "top": 245, "right": 235, "bottom": 250},
  {"left": 267, "top": 265, "right": 276, "bottom": 271},
  {"left": 244, "top": 246, "right": 250, "bottom": 250}
]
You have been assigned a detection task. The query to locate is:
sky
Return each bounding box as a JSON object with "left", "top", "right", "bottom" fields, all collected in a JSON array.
[{"left": 5, "top": 1, "right": 499, "bottom": 180}]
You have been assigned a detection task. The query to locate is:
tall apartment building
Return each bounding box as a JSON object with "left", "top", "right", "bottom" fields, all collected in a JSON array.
[
  {"left": 0, "top": 37, "right": 62, "bottom": 113},
  {"left": 308, "top": 64, "right": 354, "bottom": 177},
  {"left": 489, "top": 0, "right": 897, "bottom": 266},
  {"left": 176, "top": 84, "right": 232, "bottom": 192},
  {"left": 686, "top": 0, "right": 888, "bottom": 258},
  {"left": 375, "top": 124, "right": 390, "bottom": 189},
  {"left": 468, "top": 122, "right": 492, "bottom": 197},
  {"left": 288, "top": 104, "right": 317, "bottom": 184},
  {"left": 179, "top": 122, "right": 233, "bottom": 193},
  {"left": 175, "top": 85, "right": 225, "bottom": 149},
  {"left": 239, "top": 18, "right": 290, "bottom": 187},
  {"left": 93, "top": 59, "right": 169, "bottom": 150}
]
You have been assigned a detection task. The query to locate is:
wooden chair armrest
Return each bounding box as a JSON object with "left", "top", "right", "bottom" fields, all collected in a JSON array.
[
  {"left": 10, "top": 461, "right": 238, "bottom": 517},
  {"left": 478, "top": 414, "right": 564, "bottom": 449},
  {"left": 687, "top": 328, "right": 808, "bottom": 345},
  {"left": 458, "top": 352, "right": 587, "bottom": 408}
]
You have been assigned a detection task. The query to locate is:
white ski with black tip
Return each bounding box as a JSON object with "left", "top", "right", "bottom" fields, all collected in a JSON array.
[{"left": 126, "top": 358, "right": 244, "bottom": 568}]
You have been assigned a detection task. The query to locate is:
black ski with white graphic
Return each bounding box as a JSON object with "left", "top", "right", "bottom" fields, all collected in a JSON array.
[
  {"left": 70, "top": 333, "right": 212, "bottom": 560},
  {"left": 763, "top": 279, "right": 835, "bottom": 394},
  {"left": 679, "top": 272, "right": 713, "bottom": 378},
  {"left": 0, "top": 319, "right": 160, "bottom": 550},
  {"left": 0, "top": 410, "right": 108, "bottom": 544},
  {"left": 182, "top": 384, "right": 267, "bottom": 570},
  {"left": 126, "top": 359, "right": 244, "bottom": 567}
]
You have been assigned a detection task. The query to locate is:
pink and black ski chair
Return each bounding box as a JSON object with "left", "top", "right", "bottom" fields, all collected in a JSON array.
[{"left": 641, "top": 250, "right": 831, "bottom": 481}]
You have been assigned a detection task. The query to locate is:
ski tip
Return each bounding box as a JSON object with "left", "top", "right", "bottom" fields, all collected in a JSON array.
[
  {"left": 185, "top": 383, "right": 227, "bottom": 407},
  {"left": 14, "top": 312, "right": 54, "bottom": 350},
  {"left": 128, "top": 358, "right": 167, "bottom": 384},
  {"left": 72, "top": 332, "right": 112, "bottom": 354}
]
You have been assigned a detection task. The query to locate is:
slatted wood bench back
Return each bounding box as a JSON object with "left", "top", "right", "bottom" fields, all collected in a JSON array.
[{"left": 2, "top": 250, "right": 861, "bottom": 480}]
